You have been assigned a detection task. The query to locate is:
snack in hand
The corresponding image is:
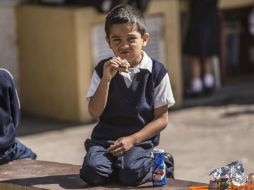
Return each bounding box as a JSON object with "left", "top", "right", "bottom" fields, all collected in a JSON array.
[{"left": 118, "top": 57, "right": 130, "bottom": 73}]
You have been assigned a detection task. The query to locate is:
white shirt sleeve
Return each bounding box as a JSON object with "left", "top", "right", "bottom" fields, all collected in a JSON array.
[
  {"left": 86, "top": 71, "right": 101, "bottom": 101},
  {"left": 154, "top": 73, "right": 175, "bottom": 108}
]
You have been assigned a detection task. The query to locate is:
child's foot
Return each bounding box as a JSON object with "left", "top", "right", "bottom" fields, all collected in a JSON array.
[
  {"left": 186, "top": 78, "right": 203, "bottom": 97},
  {"left": 203, "top": 74, "right": 215, "bottom": 95},
  {"left": 163, "top": 152, "right": 174, "bottom": 179}
]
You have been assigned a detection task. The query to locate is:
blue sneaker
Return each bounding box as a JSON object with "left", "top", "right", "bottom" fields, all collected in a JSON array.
[{"left": 163, "top": 152, "right": 174, "bottom": 179}]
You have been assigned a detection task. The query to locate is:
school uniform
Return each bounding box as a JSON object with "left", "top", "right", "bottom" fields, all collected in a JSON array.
[
  {"left": 183, "top": 0, "right": 219, "bottom": 58},
  {"left": 0, "top": 69, "right": 36, "bottom": 164},
  {"left": 80, "top": 52, "right": 175, "bottom": 186}
]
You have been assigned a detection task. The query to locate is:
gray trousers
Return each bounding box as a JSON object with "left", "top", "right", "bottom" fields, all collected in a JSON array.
[{"left": 80, "top": 139, "right": 154, "bottom": 186}]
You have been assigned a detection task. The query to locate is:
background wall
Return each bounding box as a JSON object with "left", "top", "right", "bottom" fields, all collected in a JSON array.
[{"left": 0, "top": 0, "right": 25, "bottom": 89}]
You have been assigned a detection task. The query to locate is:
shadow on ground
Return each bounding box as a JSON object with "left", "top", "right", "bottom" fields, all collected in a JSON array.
[
  {"left": 182, "top": 81, "right": 254, "bottom": 108},
  {"left": 17, "top": 115, "right": 97, "bottom": 137}
]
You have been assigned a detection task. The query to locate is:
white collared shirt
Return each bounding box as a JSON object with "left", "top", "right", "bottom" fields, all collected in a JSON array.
[{"left": 87, "top": 51, "right": 175, "bottom": 108}]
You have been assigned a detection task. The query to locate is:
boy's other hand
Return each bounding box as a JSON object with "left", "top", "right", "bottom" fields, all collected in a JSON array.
[{"left": 107, "top": 136, "right": 136, "bottom": 157}]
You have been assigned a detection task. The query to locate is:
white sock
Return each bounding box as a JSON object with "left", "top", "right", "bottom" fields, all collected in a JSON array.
[
  {"left": 191, "top": 78, "right": 203, "bottom": 92},
  {"left": 203, "top": 73, "right": 214, "bottom": 88}
]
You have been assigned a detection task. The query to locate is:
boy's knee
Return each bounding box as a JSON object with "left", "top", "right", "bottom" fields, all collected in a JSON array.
[
  {"left": 119, "top": 166, "right": 148, "bottom": 186},
  {"left": 80, "top": 167, "right": 106, "bottom": 186},
  {"left": 118, "top": 153, "right": 153, "bottom": 186},
  {"left": 80, "top": 165, "right": 108, "bottom": 186},
  {"left": 119, "top": 169, "right": 139, "bottom": 186}
]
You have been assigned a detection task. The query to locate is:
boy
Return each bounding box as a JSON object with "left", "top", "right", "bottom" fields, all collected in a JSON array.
[
  {"left": 80, "top": 5, "right": 175, "bottom": 186},
  {"left": 0, "top": 68, "right": 36, "bottom": 164}
]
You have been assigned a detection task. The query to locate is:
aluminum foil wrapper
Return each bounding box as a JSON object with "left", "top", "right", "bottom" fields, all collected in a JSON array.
[{"left": 209, "top": 161, "right": 247, "bottom": 186}]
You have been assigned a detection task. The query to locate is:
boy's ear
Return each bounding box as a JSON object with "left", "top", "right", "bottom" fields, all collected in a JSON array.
[{"left": 142, "top": 33, "right": 149, "bottom": 47}]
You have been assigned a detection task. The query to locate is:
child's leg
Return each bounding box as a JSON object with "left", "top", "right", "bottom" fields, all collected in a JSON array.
[
  {"left": 190, "top": 57, "right": 203, "bottom": 93},
  {"left": 0, "top": 69, "right": 36, "bottom": 164},
  {"left": 116, "top": 141, "right": 153, "bottom": 186},
  {"left": 203, "top": 57, "right": 215, "bottom": 89},
  {"left": 191, "top": 56, "right": 202, "bottom": 80},
  {"left": 80, "top": 139, "right": 114, "bottom": 186}
]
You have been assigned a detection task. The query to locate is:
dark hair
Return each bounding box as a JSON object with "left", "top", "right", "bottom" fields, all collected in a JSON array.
[{"left": 105, "top": 5, "right": 147, "bottom": 38}]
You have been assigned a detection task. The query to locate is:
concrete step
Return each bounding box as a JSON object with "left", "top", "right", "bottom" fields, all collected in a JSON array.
[{"left": 0, "top": 159, "right": 206, "bottom": 189}]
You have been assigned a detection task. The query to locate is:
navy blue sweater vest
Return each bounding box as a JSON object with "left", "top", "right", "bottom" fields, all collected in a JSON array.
[
  {"left": 0, "top": 70, "right": 20, "bottom": 151},
  {"left": 91, "top": 58, "right": 167, "bottom": 146}
]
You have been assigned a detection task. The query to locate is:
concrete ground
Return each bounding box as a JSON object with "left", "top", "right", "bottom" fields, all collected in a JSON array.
[{"left": 17, "top": 80, "right": 254, "bottom": 184}]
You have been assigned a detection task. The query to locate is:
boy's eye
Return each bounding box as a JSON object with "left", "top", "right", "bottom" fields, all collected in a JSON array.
[
  {"left": 128, "top": 37, "right": 137, "bottom": 42},
  {"left": 112, "top": 39, "right": 121, "bottom": 43}
]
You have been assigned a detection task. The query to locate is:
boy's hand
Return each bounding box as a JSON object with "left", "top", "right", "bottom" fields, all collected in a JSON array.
[
  {"left": 103, "top": 57, "right": 124, "bottom": 81},
  {"left": 107, "top": 136, "right": 136, "bottom": 157}
]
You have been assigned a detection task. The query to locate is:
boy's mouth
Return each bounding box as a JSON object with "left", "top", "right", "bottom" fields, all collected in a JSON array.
[{"left": 120, "top": 51, "right": 131, "bottom": 57}]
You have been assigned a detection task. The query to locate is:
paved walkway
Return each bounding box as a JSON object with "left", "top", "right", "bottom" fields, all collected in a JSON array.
[{"left": 17, "top": 81, "right": 254, "bottom": 184}]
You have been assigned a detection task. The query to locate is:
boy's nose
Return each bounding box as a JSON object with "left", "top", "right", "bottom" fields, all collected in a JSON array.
[{"left": 120, "top": 40, "right": 130, "bottom": 48}]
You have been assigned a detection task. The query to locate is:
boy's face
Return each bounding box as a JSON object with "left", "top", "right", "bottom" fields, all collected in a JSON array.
[{"left": 106, "top": 23, "right": 149, "bottom": 66}]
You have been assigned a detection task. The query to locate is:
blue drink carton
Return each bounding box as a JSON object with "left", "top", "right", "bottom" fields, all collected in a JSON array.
[{"left": 152, "top": 148, "right": 167, "bottom": 186}]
